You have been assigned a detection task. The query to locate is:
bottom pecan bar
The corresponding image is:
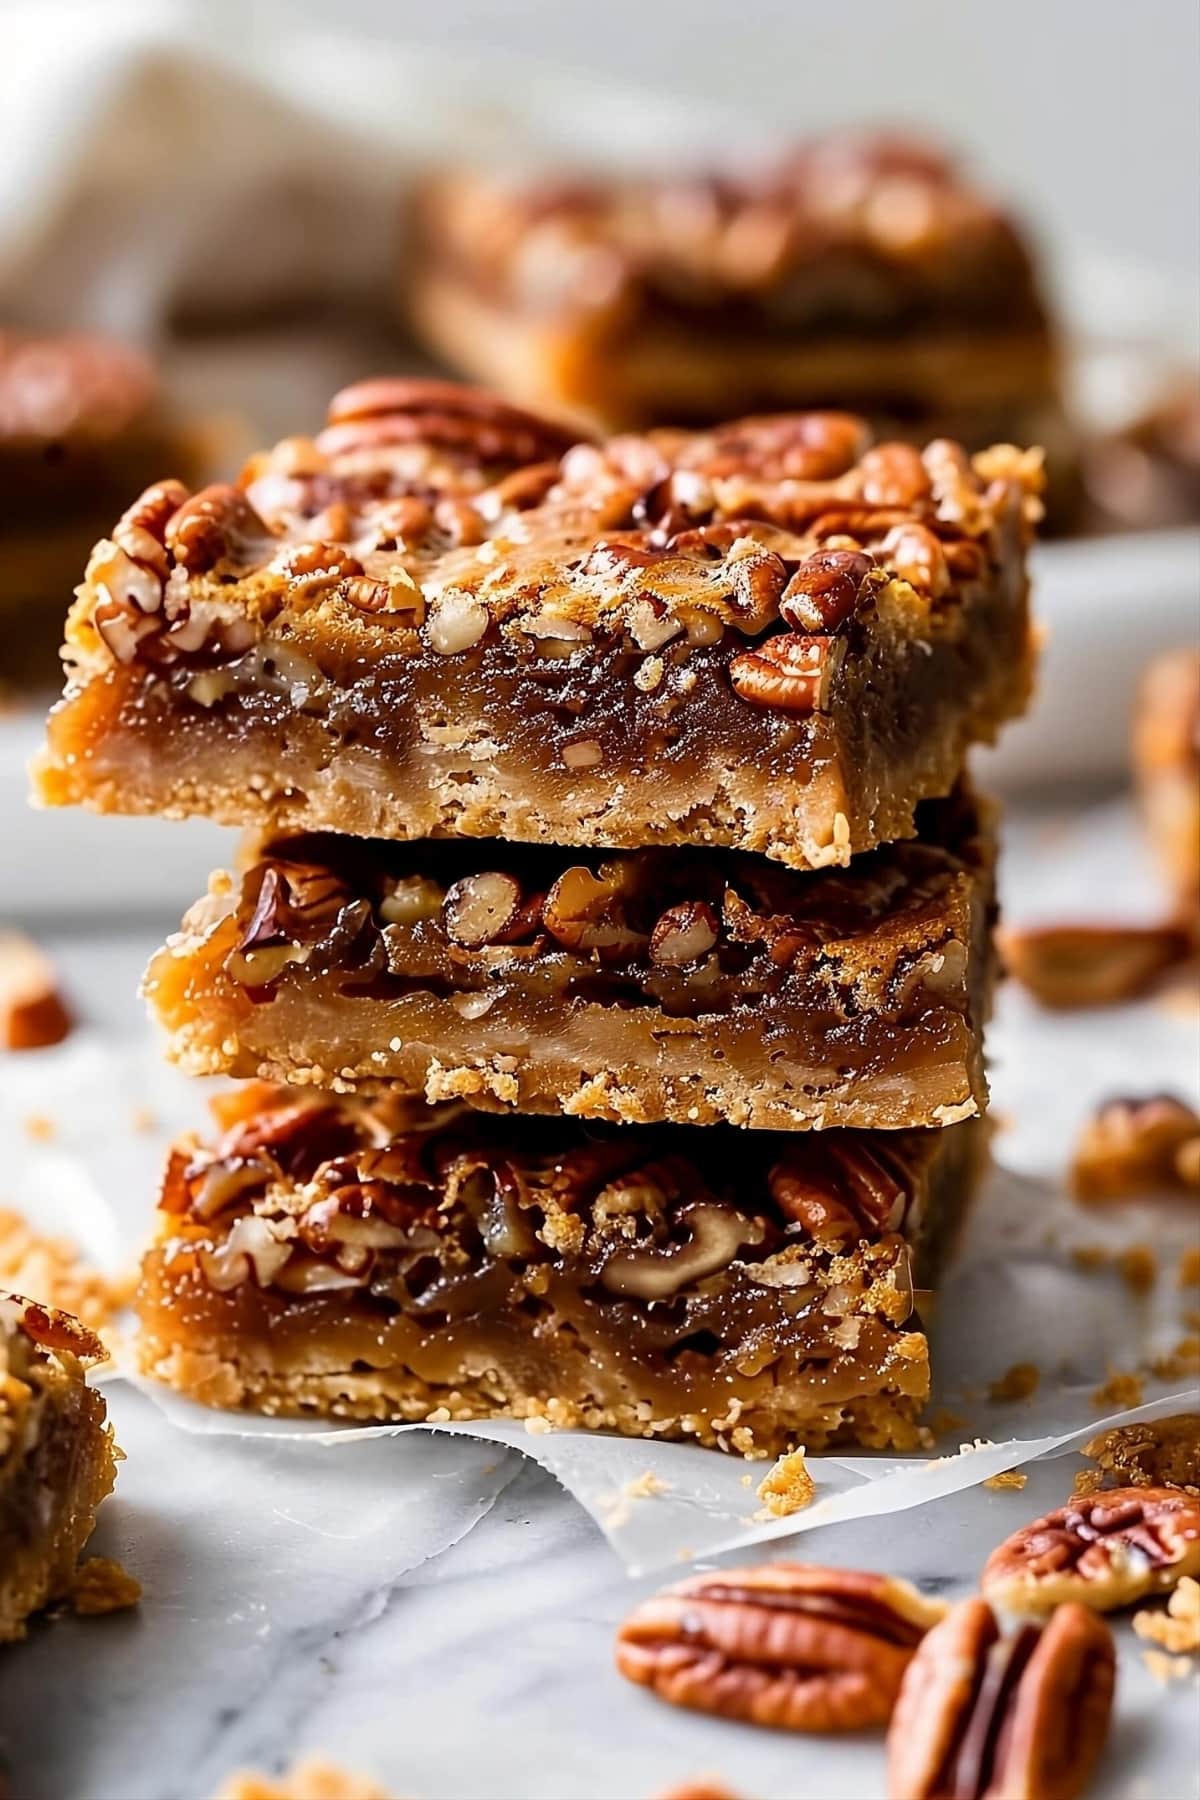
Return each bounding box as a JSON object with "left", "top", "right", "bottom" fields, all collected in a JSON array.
[
  {"left": 0, "top": 1293, "right": 118, "bottom": 1640},
  {"left": 135, "top": 1086, "right": 984, "bottom": 1454}
]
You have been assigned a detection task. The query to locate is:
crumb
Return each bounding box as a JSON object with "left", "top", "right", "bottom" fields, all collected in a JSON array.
[
  {"left": 0, "top": 1207, "right": 133, "bottom": 1337},
  {"left": 24, "top": 1113, "right": 56, "bottom": 1142},
  {"left": 1177, "top": 1247, "right": 1200, "bottom": 1289},
  {"left": 1082, "top": 1414, "right": 1200, "bottom": 1492},
  {"left": 1091, "top": 1369, "right": 1145, "bottom": 1411},
  {"left": 624, "top": 1470, "right": 670, "bottom": 1501},
  {"left": 1119, "top": 1245, "right": 1158, "bottom": 1294},
  {"left": 128, "top": 1105, "right": 158, "bottom": 1134},
  {"left": 70, "top": 1557, "right": 141, "bottom": 1617},
  {"left": 927, "top": 1408, "right": 970, "bottom": 1437},
  {"left": 983, "top": 1470, "right": 1029, "bottom": 1491},
  {"left": 523, "top": 1415, "right": 552, "bottom": 1436},
  {"left": 676, "top": 1546, "right": 695, "bottom": 1562},
  {"left": 1073, "top": 1245, "right": 1111, "bottom": 1272},
  {"left": 0, "top": 931, "right": 72, "bottom": 1050},
  {"left": 739, "top": 1473, "right": 753, "bottom": 1488},
  {"left": 1072, "top": 1468, "right": 1105, "bottom": 1497},
  {"left": 653, "top": 1784, "right": 742, "bottom": 1800},
  {"left": 1149, "top": 1337, "right": 1200, "bottom": 1381},
  {"left": 1133, "top": 1577, "right": 1200, "bottom": 1654},
  {"left": 212, "top": 1761, "right": 394, "bottom": 1800},
  {"left": 1141, "top": 1648, "right": 1194, "bottom": 1685},
  {"left": 756, "top": 1448, "right": 816, "bottom": 1518},
  {"left": 988, "top": 1362, "right": 1041, "bottom": 1404}
]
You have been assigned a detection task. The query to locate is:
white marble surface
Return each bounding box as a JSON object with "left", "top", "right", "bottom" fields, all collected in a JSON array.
[{"left": 0, "top": 796, "right": 1198, "bottom": 1798}]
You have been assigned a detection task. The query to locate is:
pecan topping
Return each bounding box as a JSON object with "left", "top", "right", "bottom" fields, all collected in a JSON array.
[
  {"left": 769, "top": 1140, "right": 911, "bottom": 1243},
  {"left": 165, "top": 484, "right": 275, "bottom": 575},
  {"left": 599, "top": 1202, "right": 758, "bottom": 1300},
  {"left": 443, "top": 872, "right": 529, "bottom": 948},
  {"left": 616, "top": 1563, "right": 945, "bottom": 1731},
  {"left": 981, "top": 1487, "right": 1200, "bottom": 1613},
  {"left": 779, "top": 547, "right": 878, "bottom": 634},
  {"left": 860, "top": 442, "right": 932, "bottom": 508},
  {"left": 1070, "top": 1093, "right": 1200, "bottom": 1199},
  {"left": 112, "top": 478, "right": 190, "bottom": 574},
  {"left": 729, "top": 633, "right": 829, "bottom": 712},
  {"left": 999, "top": 922, "right": 1190, "bottom": 1008},
  {"left": 886, "top": 1598, "right": 1114, "bottom": 1800},
  {"left": 542, "top": 862, "right": 648, "bottom": 957},
  {"left": 0, "top": 931, "right": 72, "bottom": 1051},
  {"left": 323, "top": 376, "right": 580, "bottom": 467}
]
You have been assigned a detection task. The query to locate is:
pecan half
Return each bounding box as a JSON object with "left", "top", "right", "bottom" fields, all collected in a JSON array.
[
  {"left": 322, "top": 376, "right": 580, "bottom": 467},
  {"left": 981, "top": 1487, "right": 1200, "bottom": 1613},
  {"left": 769, "top": 1139, "right": 912, "bottom": 1242},
  {"left": 542, "top": 862, "right": 647, "bottom": 957},
  {"left": 999, "top": 921, "right": 1190, "bottom": 1008},
  {"left": 649, "top": 901, "right": 719, "bottom": 968},
  {"left": 599, "top": 1203, "right": 759, "bottom": 1300},
  {"left": 729, "top": 633, "right": 829, "bottom": 712},
  {"left": 7, "top": 1295, "right": 107, "bottom": 1365},
  {"left": 165, "top": 484, "right": 275, "bottom": 575},
  {"left": 779, "top": 548, "right": 877, "bottom": 633},
  {"left": 616, "top": 1563, "right": 945, "bottom": 1731},
  {"left": 442, "top": 872, "right": 538, "bottom": 948},
  {"left": 1070, "top": 1093, "right": 1200, "bottom": 1199},
  {"left": 886, "top": 1598, "right": 1114, "bottom": 1800}
]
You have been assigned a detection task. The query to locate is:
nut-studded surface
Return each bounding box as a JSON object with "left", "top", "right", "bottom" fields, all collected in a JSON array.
[
  {"left": 886, "top": 1598, "right": 1114, "bottom": 1800},
  {"left": 981, "top": 1487, "right": 1200, "bottom": 1613},
  {"left": 615, "top": 1563, "right": 946, "bottom": 1731},
  {"left": 134, "top": 1085, "right": 983, "bottom": 1453},
  {"left": 0, "top": 1293, "right": 117, "bottom": 1642},
  {"left": 37, "top": 379, "right": 1038, "bottom": 870},
  {"left": 145, "top": 789, "right": 996, "bottom": 1132}
]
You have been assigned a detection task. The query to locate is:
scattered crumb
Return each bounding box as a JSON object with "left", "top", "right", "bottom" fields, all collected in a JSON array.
[
  {"left": 1073, "top": 1245, "right": 1111, "bottom": 1273},
  {"left": 653, "top": 1784, "right": 743, "bottom": 1800},
  {"left": 70, "top": 1557, "right": 141, "bottom": 1617},
  {"left": 1072, "top": 1467, "right": 1105, "bottom": 1497},
  {"left": 128, "top": 1105, "right": 158, "bottom": 1134},
  {"left": 0, "top": 931, "right": 72, "bottom": 1050},
  {"left": 1091, "top": 1369, "right": 1145, "bottom": 1411},
  {"left": 213, "top": 1761, "right": 394, "bottom": 1800},
  {"left": 24, "top": 1113, "right": 56, "bottom": 1142},
  {"left": 1142, "top": 1648, "right": 1194, "bottom": 1685},
  {"left": 0, "top": 1207, "right": 133, "bottom": 1337},
  {"left": 983, "top": 1470, "right": 1029, "bottom": 1492},
  {"left": 756, "top": 1448, "right": 816, "bottom": 1518},
  {"left": 1133, "top": 1577, "right": 1200, "bottom": 1654},
  {"left": 676, "top": 1546, "right": 695, "bottom": 1562},
  {"left": 739, "top": 1473, "right": 753, "bottom": 1489},
  {"left": 927, "top": 1408, "right": 970, "bottom": 1437},
  {"left": 523, "top": 1415, "right": 553, "bottom": 1436},
  {"left": 1082, "top": 1414, "right": 1200, "bottom": 1492},
  {"left": 1118, "top": 1245, "right": 1158, "bottom": 1294},
  {"left": 988, "top": 1362, "right": 1041, "bottom": 1404},
  {"left": 1179, "top": 1247, "right": 1200, "bottom": 1289},
  {"left": 1150, "top": 1337, "right": 1200, "bottom": 1381},
  {"left": 624, "top": 1470, "right": 670, "bottom": 1501}
]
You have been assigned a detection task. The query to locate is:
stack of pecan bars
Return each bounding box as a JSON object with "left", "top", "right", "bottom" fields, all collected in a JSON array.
[{"left": 35, "top": 379, "right": 1041, "bottom": 1456}]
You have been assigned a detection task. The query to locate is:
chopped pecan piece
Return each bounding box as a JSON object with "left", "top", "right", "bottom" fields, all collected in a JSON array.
[
  {"left": 166, "top": 484, "right": 275, "bottom": 576},
  {"left": 999, "top": 922, "right": 1190, "bottom": 1008},
  {"left": 1081, "top": 1414, "right": 1200, "bottom": 1494},
  {"left": 0, "top": 932, "right": 72, "bottom": 1051},
  {"left": 981, "top": 1487, "right": 1200, "bottom": 1613},
  {"left": 649, "top": 901, "right": 719, "bottom": 968},
  {"left": 1070, "top": 1093, "right": 1200, "bottom": 1199},
  {"left": 886, "top": 1598, "right": 1114, "bottom": 1800},
  {"left": 615, "top": 1562, "right": 945, "bottom": 1731},
  {"left": 729, "top": 632, "right": 829, "bottom": 712}
]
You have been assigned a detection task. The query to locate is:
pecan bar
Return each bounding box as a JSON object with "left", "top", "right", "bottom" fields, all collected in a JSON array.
[
  {"left": 36, "top": 380, "right": 1038, "bottom": 871},
  {"left": 1134, "top": 648, "right": 1200, "bottom": 936},
  {"left": 134, "top": 1085, "right": 985, "bottom": 1454},
  {"left": 0, "top": 329, "right": 200, "bottom": 685},
  {"left": 0, "top": 1293, "right": 118, "bottom": 1641},
  {"left": 407, "top": 134, "right": 1071, "bottom": 491},
  {"left": 145, "top": 791, "right": 995, "bottom": 1132}
]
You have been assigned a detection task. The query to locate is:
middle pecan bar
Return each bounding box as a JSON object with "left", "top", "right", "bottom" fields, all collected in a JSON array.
[
  {"left": 135, "top": 1086, "right": 984, "bottom": 1454},
  {"left": 36, "top": 379, "right": 1040, "bottom": 870},
  {"left": 145, "top": 793, "right": 995, "bottom": 1132}
]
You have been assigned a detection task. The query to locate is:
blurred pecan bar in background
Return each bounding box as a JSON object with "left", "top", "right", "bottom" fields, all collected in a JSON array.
[
  {"left": 145, "top": 791, "right": 995, "bottom": 1132},
  {"left": 1134, "top": 648, "right": 1200, "bottom": 936},
  {"left": 0, "top": 1293, "right": 117, "bottom": 1641},
  {"left": 408, "top": 133, "right": 1073, "bottom": 501},
  {"left": 135, "top": 1084, "right": 984, "bottom": 1453},
  {"left": 36, "top": 379, "right": 1039, "bottom": 871},
  {"left": 0, "top": 330, "right": 201, "bottom": 687}
]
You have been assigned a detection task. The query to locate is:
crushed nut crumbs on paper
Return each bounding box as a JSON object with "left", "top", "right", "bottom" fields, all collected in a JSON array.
[
  {"left": 70, "top": 1557, "right": 142, "bottom": 1617},
  {"left": 1119, "top": 1246, "right": 1158, "bottom": 1294},
  {"left": 1178, "top": 1247, "right": 1200, "bottom": 1289},
  {"left": 756, "top": 1447, "right": 816, "bottom": 1517},
  {"left": 0, "top": 1208, "right": 133, "bottom": 1336},
  {"left": 212, "top": 1760, "right": 394, "bottom": 1800},
  {"left": 1091, "top": 1370, "right": 1145, "bottom": 1411},
  {"left": 1133, "top": 1577, "right": 1200, "bottom": 1655},
  {"left": 983, "top": 1470, "right": 1029, "bottom": 1491},
  {"left": 1142, "top": 1649, "right": 1196, "bottom": 1686}
]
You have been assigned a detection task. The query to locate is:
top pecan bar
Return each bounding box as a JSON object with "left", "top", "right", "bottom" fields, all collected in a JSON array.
[{"left": 35, "top": 379, "right": 1040, "bottom": 868}]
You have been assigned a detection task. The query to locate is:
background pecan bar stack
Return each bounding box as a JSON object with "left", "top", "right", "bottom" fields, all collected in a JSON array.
[{"left": 37, "top": 378, "right": 1041, "bottom": 1455}]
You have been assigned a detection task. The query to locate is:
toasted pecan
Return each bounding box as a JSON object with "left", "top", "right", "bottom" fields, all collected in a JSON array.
[{"left": 981, "top": 1487, "right": 1200, "bottom": 1613}]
